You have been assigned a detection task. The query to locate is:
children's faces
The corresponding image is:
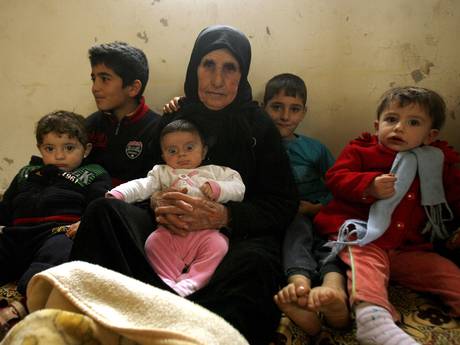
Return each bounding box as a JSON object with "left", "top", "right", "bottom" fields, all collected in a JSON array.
[
  {"left": 90, "top": 64, "right": 140, "bottom": 119},
  {"left": 161, "top": 131, "right": 207, "bottom": 169},
  {"left": 375, "top": 102, "right": 439, "bottom": 152},
  {"left": 38, "top": 132, "right": 91, "bottom": 172},
  {"left": 264, "top": 92, "right": 306, "bottom": 140}
]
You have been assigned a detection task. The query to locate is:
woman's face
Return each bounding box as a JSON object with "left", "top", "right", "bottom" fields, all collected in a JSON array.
[{"left": 197, "top": 49, "right": 242, "bottom": 110}]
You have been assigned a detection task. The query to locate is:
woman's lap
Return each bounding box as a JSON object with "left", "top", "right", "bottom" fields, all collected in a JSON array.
[
  {"left": 70, "top": 197, "right": 166, "bottom": 287},
  {"left": 189, "top": 236, "right": 283, "bottom": 345},
  {"left": 71, "top": 197, "right": 283, "bottom": 344}
]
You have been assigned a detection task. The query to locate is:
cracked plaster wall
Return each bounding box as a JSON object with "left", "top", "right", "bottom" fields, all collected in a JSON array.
[{"left": 0, "top": 0, "right": 459, "bottom": 192}]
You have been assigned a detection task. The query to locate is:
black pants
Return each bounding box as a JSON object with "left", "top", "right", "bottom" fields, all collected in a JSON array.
[
  {"left": 283, "top": 213, "right": 345, "bottom": 284},
  {"left": 0, "top": 224, "right": 73, "bottom": 295},
  {"left": 70, "top": 198, "right": 284, "bottom": 345},
  {"left": 436, "top": 220, "right": 460, "bottom": 267}
]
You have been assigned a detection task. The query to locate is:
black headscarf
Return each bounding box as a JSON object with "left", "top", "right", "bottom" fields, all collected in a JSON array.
[
  {"left": 159, "top": 25, "right": 260, "bottom": 178},
  {"left": 183, "top": 25, "right": 252, "bottom": 106}
]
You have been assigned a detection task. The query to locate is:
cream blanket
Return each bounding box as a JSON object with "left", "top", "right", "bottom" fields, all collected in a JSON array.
[{"left": 1, "top": 261, "right": 249, "bottom": 345}]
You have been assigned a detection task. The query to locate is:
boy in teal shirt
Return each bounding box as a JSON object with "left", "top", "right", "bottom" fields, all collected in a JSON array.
[{"left": 264, "top": 73, "right": 349, "bottom": 335}]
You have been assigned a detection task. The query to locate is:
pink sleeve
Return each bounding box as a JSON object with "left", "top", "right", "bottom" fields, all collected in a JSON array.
[
  {"left": 206, "top": 181, "right": 221, "bottom": 200},
  {"left": 105, "top": 190, "right": 125, "bottom": 200}
]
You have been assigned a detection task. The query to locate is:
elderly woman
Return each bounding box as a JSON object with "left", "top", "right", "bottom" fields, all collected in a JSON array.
[{"left": 71, "top": 25, "right": 298, "bottom": 344}]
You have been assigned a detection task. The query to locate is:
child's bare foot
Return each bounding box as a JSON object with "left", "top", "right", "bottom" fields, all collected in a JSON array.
[
  {"left": 308, "top": 286, "right": 349, "bottom": 329},
  {"left": 274, "top": 275, "right": 321, "bottom": 335},
  {"left": 278, "top": 275, "right": 310, "bottom": 307},
  {"left": 274, "top": 296, "right": 321, "bottom": 335}
]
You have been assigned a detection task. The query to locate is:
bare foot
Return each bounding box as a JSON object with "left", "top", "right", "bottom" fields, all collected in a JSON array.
[
  {"left": 274, "top": 275, "right": 321, "bottom": 335},
  {"left": 308, "top": 286, "right": 349, "bottom": 329},
  {"left": 278, "top": 275, "right": 310, "bottom": 307},
  {"left": 274, "top": 294, "right": 321, "bottom": 335}
]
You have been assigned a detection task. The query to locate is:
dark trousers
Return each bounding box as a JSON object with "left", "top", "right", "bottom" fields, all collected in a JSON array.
[
  {"left": 0, "top": 224, "right": 73, "bottom": 295},
  {"left": 435, "top": 220, "right": 460, "bottom": 267},
  {"left": 283, "top": 213, "right": 345, "bottom": 284},
  {"left": 70, "top": 198, "right": 284, "bottom": 345}
]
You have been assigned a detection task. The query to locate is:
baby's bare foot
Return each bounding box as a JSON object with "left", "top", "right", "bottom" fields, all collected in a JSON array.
[{"left": 308, "top": 286, "right": 349, "bottom": 329}]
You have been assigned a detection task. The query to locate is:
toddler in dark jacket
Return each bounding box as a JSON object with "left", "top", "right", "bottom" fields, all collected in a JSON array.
[{"left": 0, "top": 110, "right": 111, "bottom": 338}]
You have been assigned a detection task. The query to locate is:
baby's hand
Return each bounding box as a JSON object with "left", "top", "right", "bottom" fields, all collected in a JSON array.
[
  {"left": 200, "top": 182, "right": 215, "bottom": 200},
  {"left": 365, "top": 173, "right": 396, "bottom": 199}
]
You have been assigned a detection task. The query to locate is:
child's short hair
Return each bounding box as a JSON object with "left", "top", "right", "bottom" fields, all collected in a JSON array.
[
  {"left": 89, "top": 41, "right": 149, "bottom": 100},
  {"left": 263, "top": 73, "right": 307, "bottom": 106},
  {"left": 160, "top": 119, "right": 206, "bottom": 146},
  {"left": 376, "top": 86, "right": 446, "bottom": 130},
  {"left": 36, "top": 110, "right": 88, "bottom": 146}
]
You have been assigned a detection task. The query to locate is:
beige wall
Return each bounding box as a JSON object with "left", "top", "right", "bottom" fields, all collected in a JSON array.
[{"left": 1, "top": 0, "right": 459, "bottom": 192}]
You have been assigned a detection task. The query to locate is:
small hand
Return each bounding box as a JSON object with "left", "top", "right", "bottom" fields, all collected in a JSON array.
[
  {"left": 298, "top": 200, "right": 322, "bottom": 216},
  {"left": 365, "top": 173, "right": 396, "bottom": 199},
  {"left": 162, "top": 96, "right": 182, "bottom": 114},
  {"left": 200, "top": 182, "right": 215, "bottom": 200},
  {"left": 66, "top": 221, "right": 80, "bottom": 239}
]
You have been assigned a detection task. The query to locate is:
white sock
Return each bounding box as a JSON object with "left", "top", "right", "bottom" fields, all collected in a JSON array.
[{"left": 355, "top": 304, "right": 420, "bottom": 345}]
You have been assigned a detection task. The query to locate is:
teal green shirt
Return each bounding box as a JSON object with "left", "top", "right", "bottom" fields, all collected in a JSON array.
[{"left": 284, "top": 134, "right": 334, "bottom": 205}]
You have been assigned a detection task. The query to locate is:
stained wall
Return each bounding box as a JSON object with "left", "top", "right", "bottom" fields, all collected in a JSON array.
[{"left": 1, "top": 0, "right": 459, "bottom": 191}]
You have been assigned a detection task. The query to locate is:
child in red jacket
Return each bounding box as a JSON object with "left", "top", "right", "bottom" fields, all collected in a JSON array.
[{"left": 314, "top": 86, "right": 460, "bottom": 345}]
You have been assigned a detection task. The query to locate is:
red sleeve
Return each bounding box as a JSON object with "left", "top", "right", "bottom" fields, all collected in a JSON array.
[
  {"left": 326, "top": 141, "right": 381, "bottom": 204},
  {"left": 436, "top": 141, "right": 460, "bottom": 217}
]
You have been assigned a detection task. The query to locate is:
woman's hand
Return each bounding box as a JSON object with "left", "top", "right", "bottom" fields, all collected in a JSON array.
[
  {"left": 150, "top": 187, "right": 188, "bottom": 210},
  {"left": 153, "top": 191, "right": 229, "bottom": 236}
]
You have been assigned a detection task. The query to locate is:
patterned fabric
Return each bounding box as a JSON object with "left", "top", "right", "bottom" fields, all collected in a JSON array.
[
  {"left": 272, "top": 285, "right": 460, "bottom": 345},
  {"left": 0, "top": 284, "right": 21, "bottom": 301},
  {"left": 1, "top": 309, "right": 123, "bottom": 345}
]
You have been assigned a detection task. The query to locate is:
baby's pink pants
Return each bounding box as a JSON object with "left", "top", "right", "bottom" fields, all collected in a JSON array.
[{"left": 145, "top": 227, "right": 228, "bottom": 296}]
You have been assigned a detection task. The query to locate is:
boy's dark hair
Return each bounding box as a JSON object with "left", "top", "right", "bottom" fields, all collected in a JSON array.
[
  {"left": 89, "top": 41, "right": 149, "bottom": 100},
  {"left": 160, "top": 119, "right": 206, "bottom": 146},
  {"left": 376, "top": 86, "right": 446, "bottom": 130},
  {"left": 36, "top": 110, "right": 88, "bottom": 146},
  {"left": 263, "top": 73, "right": 307, "bottom": 106}
]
